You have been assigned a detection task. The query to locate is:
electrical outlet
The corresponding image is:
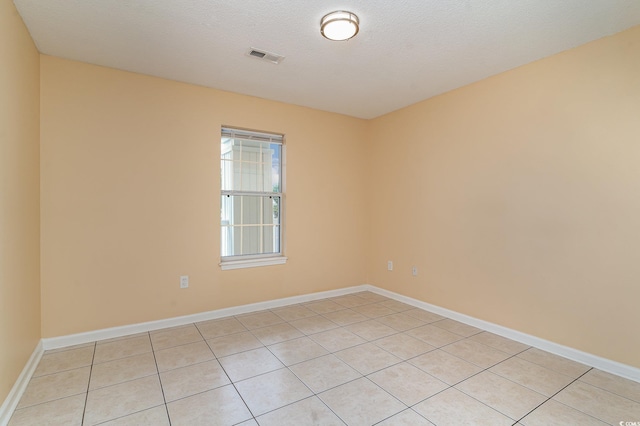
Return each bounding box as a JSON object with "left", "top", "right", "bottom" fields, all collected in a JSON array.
[
  {"left": 387, "top": 261, "right": 393, "bottom": 271},
  {"left": 180, "top": 275, "right": 189, "bottom": 288},
  {"left": 412, "top": 266, "right": 418, "bottom": 276}
]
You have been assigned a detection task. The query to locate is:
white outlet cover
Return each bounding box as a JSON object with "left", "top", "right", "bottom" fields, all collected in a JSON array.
[
  {"left": 180, "top": 275, "right": 189, "bottom": 288},
  {"left": 387, "top": 261, "right": 393, "bottom": 271},
  {"left": 412, "top": 267, "right": 418, "bottom": 276}
]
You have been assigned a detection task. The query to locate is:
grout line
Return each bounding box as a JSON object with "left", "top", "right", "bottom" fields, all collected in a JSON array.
[
  {"left": 575, "top": 377, "right": 640, "bottom": 404},
  {"left": 198, "top": 324, "right": 258, "bottom": 424},
  {"left": 149, "top": 331, "right": 172, "bottom": 426},
  {"left": 91, "top": 350, "right": 155, "bottom": 367},
  {"left": 258, "top": 305, "right": 420, "bottom": 423},
  {"left": 416, "top": 348, "right": 536, "bottom": 421},
  {"left": 371, "top": 408, "right": 429, "bottom": 426},
  {"left": 80, "top": 341, "right": 97, "bottom": 425},
  {"left": 514, "top": 367, "right": 593, "bottom": 424},
  {"left": 254, "top": 304, "right": 401, "bottom": 423},
  {"left": 95, "top": 331, "right": 150, "bottom": 345}
]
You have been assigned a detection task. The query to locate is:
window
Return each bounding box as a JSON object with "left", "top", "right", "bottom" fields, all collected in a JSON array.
[{"left": 220, "top": 127, "right": 286, "bottom": 270}]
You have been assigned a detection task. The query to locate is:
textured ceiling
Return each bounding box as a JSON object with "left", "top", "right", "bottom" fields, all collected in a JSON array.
[{"left": 14, "top": 0, "right": 640, "bottom": 119}]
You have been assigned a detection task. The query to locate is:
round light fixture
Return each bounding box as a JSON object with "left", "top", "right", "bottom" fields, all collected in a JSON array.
[{"left": 320, "top": 11, "right": 359, "bottom": 41}]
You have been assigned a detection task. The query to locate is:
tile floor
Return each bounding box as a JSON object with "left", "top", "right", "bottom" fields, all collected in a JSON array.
[{"left": 8, "top": 291, "right": 640, "bottom": 425}]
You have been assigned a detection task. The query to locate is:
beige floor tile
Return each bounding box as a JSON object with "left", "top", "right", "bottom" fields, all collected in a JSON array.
[
  {"left": 319, "top": 378, "right": 405, "bottom": 426},
  {"left": 322, "top": 309, "right": 368, "bottom": 326},
  {"left": 89, "top": 352, "right": 157, "bottom": 390},
  {"left": 378, "top": 300, "right": 414, "bottom": 312},
  {"left": 406, "top": 324, "right": 464, "bottom": 347},
  {"left": 166, "top": 384, "right": 252, "bottom": 426},
  {"left": 489, "top": 356, "right": 575, "bottom": 396},
  {"left": 554, "top": 379, "right": 640, "bottom": 424},
  {"left": 432, "top": 319, "right": 482, "bottom": 337},
  {"left": 410, "top": 349, "right": 482, "bottom": 385},
  {"left": 237, "top": 420, "right": 259, "bottom": 426},
  {"left": 580, "top": 368, "right": 640, "bottom": 402},
  {"left": 99, "top": 406, "right": 170, "bottom": 426},
  {"left": 236, "top": 310, "right": 284, "bottom": 329},
  {"left": 154, "top": 341, "right": 214, "bottom": 373},
  {"left": 160, "top": 359, "right": 230, "bottom": 402},
  {"left": 374, "top": 333, "right": 435, "bottom": 360},
  {"left": 441, "top": 339, "right": 511, "bottom": 368},
  {"left": 256, "top": 396, "right": 345, "bottom": 426},
  {"left": 413, "top": 388, "right": 513, "bottom": 426},
  {"left": 268, "top": 336, "right": 329, "bottom": 366},
  {"left": 331, "top": 295, "right": 371, "bottom": 308},
  {"left": 289, "top": 354, "right": 361, "bottom": 393},
  {"left": 404, "top": 308, "right": 445, "bottom": 323},
  {"left": 376, "top": 409, "right": 434, "bottom": 426},
  {"left": 467, "top": 331, "right": 530, "bottom": 355},
  {"left": 352, "top": 291, "right": 390, "bottom": 302},
  {"left": 96, "top": 332, "right": 149, "bottom": 345},
  {"left": 369, "top": 362, "right": 448, "bottom": 405},
  {"left": 335, "top": 343, "right": 401, "bottom": 375},
  {"left": 218, "top": 347, "right": 284, "bottom": 382},
  {"left": 352, "top": 303, "right": 397, "bottom": 318},
  {"left": 206, "top": 330, "right": 263, "bottom": 357},
  {"left": 517, "top": 348, "right": 590, "bottom": 378},
  {"left": 310, "top": 328, "right": 366, "bottom": 352},
  {"left": 195, "top": 317, "right": 247, "bottom": 339},
  {"left": 34, "top": 346, "right": 95, "bottom": 377},
  {"left": 9, "top": 394, "right": 85, "bottom": 426},
  {"left": 44, "top": 342, "right": 95, "bottom": 355},
  {"left": 271, "top": 304, "right": 317, "bottom": 321},
  {"left": 375, "top": 312, "right": 425, "bottom": 331},
  {"left": 18, "top": 367, "right": 90, "bottom": 408},
  {"left": 236, "top": 368, "right": 313, "bottom": 416},
  {"left": 250, "top": 322, "right": 303, "bottom": 345},
  {"left": 456, "top": 371, "right": 547, "bottom": 420},
  {"left": 520, "top": 399, "right": 608, "bottom": 426},
  {"left": 305, "top": 300, "right": 346, "bottom": 314},
  {"left": 83, "top": 375, "right": 164, "bottom": 425},
  {"left": 149, "top": 324, "right": 203, "bottom": 351},
  {"left": 93, "top": 335, "right": 152, "bottom": 364},
  {"left": 345, "top": 319, "right": 396, "bottom": 340},
  {"left": 290, "top": 316, "right": 339, "bottom": 334}
]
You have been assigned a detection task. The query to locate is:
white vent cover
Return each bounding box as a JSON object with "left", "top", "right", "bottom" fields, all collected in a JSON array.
[{"left": 246, "top": 48, "right": 285, "bottom": 64}]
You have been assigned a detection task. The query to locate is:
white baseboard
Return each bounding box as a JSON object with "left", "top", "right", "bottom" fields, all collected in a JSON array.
[
  {"left": 364, "top": 284, "right": 640, "bottom": 383},
  {"left": 0, "top": 340, "right": 44, "bottom": 426},
  {"left": 8, "top": 280, "right": 632, "bottom": 426},
  {"left": 42, "top": 285, "right": 369, "bottom": 350}
]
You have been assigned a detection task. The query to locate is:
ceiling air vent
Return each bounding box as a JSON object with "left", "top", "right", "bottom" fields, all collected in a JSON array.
[{"left": 246, "top": 48, "right": 285, "bottom": 65}]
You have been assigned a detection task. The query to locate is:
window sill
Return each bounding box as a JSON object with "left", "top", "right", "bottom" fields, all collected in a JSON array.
[{"left": 220, "top": 256, "right": 288, "bottom": 271}]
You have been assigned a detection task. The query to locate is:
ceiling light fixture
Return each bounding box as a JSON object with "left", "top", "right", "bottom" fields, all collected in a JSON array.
[{"left": 320, "top": 11, "right": 359, "bottom": 41}]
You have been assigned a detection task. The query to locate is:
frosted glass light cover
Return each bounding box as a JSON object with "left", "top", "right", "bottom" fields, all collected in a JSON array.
[{"left": 321, "top": 11, "right": 359, "bottom": 41}]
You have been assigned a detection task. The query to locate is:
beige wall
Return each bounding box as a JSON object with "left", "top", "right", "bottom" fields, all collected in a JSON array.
[
  {"left": 0, "top": 0, "right": 41, "bottom": 403},
  {"left": 40, "top": 56, "right": 369, "bottom": 337},
  {"left": 368, "top": 26, "right": 640, "bottom": 368}
]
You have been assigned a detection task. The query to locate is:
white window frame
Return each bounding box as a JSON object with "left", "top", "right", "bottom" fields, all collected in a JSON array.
[{"left": 219, "top": 126, "right": 287, "bottom": 270}]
